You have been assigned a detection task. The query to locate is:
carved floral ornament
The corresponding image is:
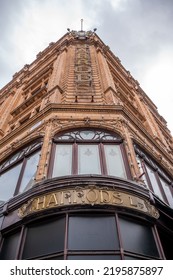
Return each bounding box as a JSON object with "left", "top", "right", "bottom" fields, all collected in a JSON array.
[
  {"left": 49, "top": 116, "right": 126, "bottom": 139},
  {"left": 18, "top": 186, "right": 159, "bottom": 219}
]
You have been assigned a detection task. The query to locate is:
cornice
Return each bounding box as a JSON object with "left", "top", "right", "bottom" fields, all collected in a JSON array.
[{"left": 0, "top": 103, "right": 172, "bottom": 164}]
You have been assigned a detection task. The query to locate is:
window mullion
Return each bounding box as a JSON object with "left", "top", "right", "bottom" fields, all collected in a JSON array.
[
  {"left": 48, "top": 142, "right": 56, "bottom": 178},
  {"left": 120, "top": 143, "right": 131, "bottom": 179},
  {"left": 15, "top": 226, "right": 25, "bottom": 260},
  {"left": 99, "top": 143, "right": 107, "bottom": 175},
  {"left": 115, "top": 213, "right": 124, "bottom": 259},
  {"left": 72, "top": 143, "right": 77, "bottom": 175},
  {"left": 13, "top": 158, "right": 27, "bottom": 196},
  {"left": 64, "top": 213, "right": 68, "bottom": 260},
  {"left": 152, "top": 225, "right": 166, "bottom": 259}
]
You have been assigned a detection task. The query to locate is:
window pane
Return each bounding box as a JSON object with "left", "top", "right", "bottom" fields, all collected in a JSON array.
[
  {"left": 145, "top": 165, "right": 164, "bottom": 201},
  {"left": 22, "top": 217, "right": 65, "bottom": 259},
  {"left": 78, "top": 145, "right": 101, "bottom": 174},
  {"left": 160, "top": 178, "right": 173, "bottom": 208},
  {"left": 0, "top": 163, "right": 22, "bottom": 202},
  {"left": 19, "top": 151, "right": 40, "bottom": 193},
  {"left": 0, "top": 231, "right": 20, "bottom": 259},
  {"left": 80, "top": 131, "right": 95, "bottom": 139},
  {"left": 53, "top": 145, "right": 72, "bottom": 177},
  {"left": 119, "top": 218, "right": 159, "bottom": 257},
  {"left": 68, "top": 215, "right": 119, "bottom": 250},
  {"left": 68, "top": 255, "right": 120, "bottom": 260},
  {"left": 104, "top": 145, "right": 126, "bottom": 178}
]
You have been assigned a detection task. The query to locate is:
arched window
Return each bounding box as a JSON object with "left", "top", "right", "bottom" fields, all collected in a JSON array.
[
  {"left": 49, "top": 129, "right": 130, "bottom": 179},
  {"left": 0, "top": 140, "right": 42, "bottom": 204}
]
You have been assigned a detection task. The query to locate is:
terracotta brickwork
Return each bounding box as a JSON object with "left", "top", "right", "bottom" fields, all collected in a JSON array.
[{"left": 0, "top": 30, "right": 173, "bottom": 184}]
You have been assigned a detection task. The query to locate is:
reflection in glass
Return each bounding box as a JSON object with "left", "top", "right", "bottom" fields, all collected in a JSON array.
[
  {"left": 119, "top": 218, "right": 159, "bottom": 257},
  {"left": 0, "top": 163, "right": 22, "bottom": 201},
  {"left": 22, "top": 218, "right": 65, "bottom": 259},
  {"left": 78, "top": 145, "right": 101, "bottom": 174},
  {"left": 53, "top": 145, "right": 72, "bottom": 177},
  {"left": 68, "top": 216, "right": 119, "bottom": 250},
  {"left": 104, "top": 145, "right": 126, "bottom": 178},
  {"left": 0, "top": 231, "right": 20, "bottom": 259},
  {"left": 160, "top": 178, "right": 173, "bottom": 208},
  {"left": 146, "top": 165, "right": 164, "bottom": 201},
  {"left": 19, "top": 151, "right": 40, "bottom": 193}
]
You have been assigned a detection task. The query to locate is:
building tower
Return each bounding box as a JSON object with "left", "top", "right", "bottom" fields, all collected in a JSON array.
[{"left": 0, "top": 28, "right": 173, "bottom": 260}]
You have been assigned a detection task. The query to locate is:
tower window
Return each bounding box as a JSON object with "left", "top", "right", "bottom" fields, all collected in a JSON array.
[{"left": 50, "top": 129, "right": 130, "bottom": 179}]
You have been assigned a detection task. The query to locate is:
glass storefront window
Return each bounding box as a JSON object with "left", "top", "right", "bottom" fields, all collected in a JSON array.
[
  {"left": 0, "top": 213, "right": 162, "bottom": 260},
  {"left": 68, "top": 215, "right": 119, "bottom": 250},
  {"left": 0, "top": 231, "right": 20, "bottom": 260},
  {"left": 22, "top": 218, "right": 65, "bottom": 259},
  {"left": 119, "top": 217, "right": 159, "bottom": 257}
]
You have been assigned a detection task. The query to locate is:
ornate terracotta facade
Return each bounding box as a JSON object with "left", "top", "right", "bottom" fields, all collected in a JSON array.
[{"left": 0, "top": 29, "right": 173, "bottom": 260}]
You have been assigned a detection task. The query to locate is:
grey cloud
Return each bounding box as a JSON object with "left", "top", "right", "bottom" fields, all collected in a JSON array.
[
  {"left": 95, "top": 0, "right": 173, "bottom": 74},
  {"left": 0, "top": 0, "right": 24, "bottom": 37}
]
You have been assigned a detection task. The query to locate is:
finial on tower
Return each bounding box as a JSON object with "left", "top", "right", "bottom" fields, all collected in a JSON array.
[
  {"left": 68, "top": 20, "right": 97, "bottom": 40},
  {"left": 81, "top": 19, "right": 83, "bottom": 31}
]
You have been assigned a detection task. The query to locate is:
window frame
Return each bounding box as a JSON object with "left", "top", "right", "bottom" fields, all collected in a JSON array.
[
  {"left": 135, "top": 145, "right": 173, "bottom": 207},
  {"left": 0, "top": 212, "right": 163, "bottom": 260},
  {"left": 143, "top": 163, "right": 168, "bottom": 202},
  {"left": 0, "top": 140, "right": 42, "bottom": 201},
  {"left": 48, "top": 129, "right": 131, "bottom": 179}
]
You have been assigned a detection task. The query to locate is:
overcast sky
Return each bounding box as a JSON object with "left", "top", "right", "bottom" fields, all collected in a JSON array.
[{"left": 0, "top": 0, "right": 173, "bottom": 135}]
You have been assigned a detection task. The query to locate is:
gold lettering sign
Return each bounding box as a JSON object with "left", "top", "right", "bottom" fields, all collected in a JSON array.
[
  {"left": 75, "top": 44, "right": 93, "bottom": 99},
  {"left": 18, "top": 187, "right": 159, "bottom": 219}
]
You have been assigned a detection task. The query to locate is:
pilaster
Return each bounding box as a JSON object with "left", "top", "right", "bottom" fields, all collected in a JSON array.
[{"left": 97, "top": 49, "right": 118, "bottom": 104}]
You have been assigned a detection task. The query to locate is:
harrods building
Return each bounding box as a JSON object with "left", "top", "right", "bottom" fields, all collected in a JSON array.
[{"left": 0, "top": 28, "right": 173, "bottom": 260}]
